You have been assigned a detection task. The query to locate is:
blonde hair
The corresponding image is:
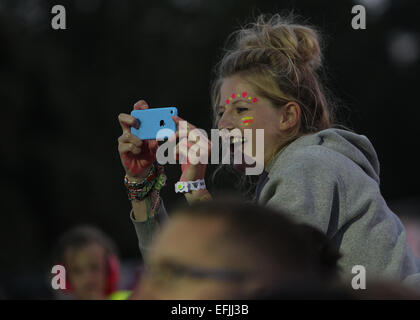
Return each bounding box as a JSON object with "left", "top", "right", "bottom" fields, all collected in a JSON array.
[
  {"left": 211, "top": 13, "right": 334, "bottom": 136},
  {"left": 210, "top": 13, "right": 338, "bottom": 195}
]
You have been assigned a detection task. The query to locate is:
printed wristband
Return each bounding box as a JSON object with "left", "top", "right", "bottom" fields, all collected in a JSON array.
[{"left": 175, "top": 179, "right": 206, "bottom": 193}]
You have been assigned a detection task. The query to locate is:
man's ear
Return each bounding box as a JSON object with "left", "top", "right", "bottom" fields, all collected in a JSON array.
[{"left": 278, "top": 102, "right": 301, "bottom": 132}]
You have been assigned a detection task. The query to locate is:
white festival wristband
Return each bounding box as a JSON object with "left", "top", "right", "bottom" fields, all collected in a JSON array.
[{"left": 175, "top": 179, "right": 206, "bottom": 193}]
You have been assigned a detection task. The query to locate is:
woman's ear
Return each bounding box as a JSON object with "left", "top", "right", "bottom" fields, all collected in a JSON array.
[{"left": 278, "top": 102, "right": 301, "bottom": 132}]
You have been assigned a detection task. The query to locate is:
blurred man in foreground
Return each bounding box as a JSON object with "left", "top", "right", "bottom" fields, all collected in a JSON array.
[{"left": 131, "top": 200, "right": 343, "bottom": 299}]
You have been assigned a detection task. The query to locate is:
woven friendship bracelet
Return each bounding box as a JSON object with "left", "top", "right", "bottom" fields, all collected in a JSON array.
[
  {"left": 124, "top": 164, "right": 157, "bottom": 189},
  {"left": 125, "top": 163, "right": 166, "bottom": 201}
]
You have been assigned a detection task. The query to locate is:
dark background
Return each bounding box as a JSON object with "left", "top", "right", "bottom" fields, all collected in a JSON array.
[{"left": 1, "top": 0, "right": 419, "bottom": 298}]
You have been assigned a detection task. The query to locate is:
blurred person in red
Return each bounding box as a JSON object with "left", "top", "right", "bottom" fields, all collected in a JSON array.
[{"left": 52, "top": 226, "right": 129, "bottom": 300}]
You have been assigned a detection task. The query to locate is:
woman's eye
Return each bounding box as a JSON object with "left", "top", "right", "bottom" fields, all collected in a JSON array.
[{"left": 236, "top": 107, "right": 248, "bottom": 113}]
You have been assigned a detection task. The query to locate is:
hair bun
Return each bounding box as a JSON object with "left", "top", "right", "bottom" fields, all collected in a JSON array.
[
  {"left": 293, "top": 25, "right": 322, "bottom": 70},
  {"left": 235, "top": 14, "right": 322, "bottom": 70}
]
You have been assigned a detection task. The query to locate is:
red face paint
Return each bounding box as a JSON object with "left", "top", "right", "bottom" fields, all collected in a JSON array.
[{"left": 224, "top": 93, "right": 259, "bottom": 109}]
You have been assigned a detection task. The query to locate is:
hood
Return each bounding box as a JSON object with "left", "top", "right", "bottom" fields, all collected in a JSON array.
[{"left": 269, "top": 128, "right": 381, "bottom": 184}]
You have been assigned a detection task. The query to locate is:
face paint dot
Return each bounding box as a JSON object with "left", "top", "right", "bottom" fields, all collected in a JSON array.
[
  {"left": 237, "top": 94, "right": 240, "bottom": 97},
  {"left": 252, "top": 97, "right": 258, "bottom": 103},
  {"left": 226, "top": 99, "right": 230, "bottom": 104},
  {"left": 232, "top": 93, "right": 236, "bottom": 98},
  {"left": 242, "top": 92, "right": 247, "bottom": 97},
  {"left": 248, "top": 96, "right": 252, "bottom": 100},
  {"left": 229, "top": 97, "right": 233, "bottom": 100},
  {"left": 245, "top": 123, "right": 249, "bottom": 126}
]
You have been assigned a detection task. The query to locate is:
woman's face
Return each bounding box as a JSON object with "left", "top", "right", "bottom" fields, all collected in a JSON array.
[{"left": 217, "top": 75, "right": 284, "bottom": 170}]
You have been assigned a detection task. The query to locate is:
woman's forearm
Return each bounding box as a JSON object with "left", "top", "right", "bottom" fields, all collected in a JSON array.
[
  {"left": 184, "top": 188, "right": 212, "bottom": 204},
  {"left": 130, "top": 193, "right": 167, "bottom": 257},
  {"left": 131, "top": 198, "right": 150, "bottom": 221}
]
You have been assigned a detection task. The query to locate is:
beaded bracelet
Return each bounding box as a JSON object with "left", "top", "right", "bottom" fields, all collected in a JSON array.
[
  {"left": 124, "top": 164, "right": 157, "bottom": 189},
  {"left": 124, "top": 163, "right": 165, "bottom": 201}
]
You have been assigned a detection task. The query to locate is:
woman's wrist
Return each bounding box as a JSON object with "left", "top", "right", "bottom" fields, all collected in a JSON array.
[
  {"left": 131, "top": 196, "right": 151, "bottom": 221},
  {"left": 127, "top": 163, "right": 166, "bottom": 221},
  {"left": 179, "top": 163, "right": 207, "bottom": 182},
  {"left": 126, "top": 164, "right": 154, "bottom": 182}
]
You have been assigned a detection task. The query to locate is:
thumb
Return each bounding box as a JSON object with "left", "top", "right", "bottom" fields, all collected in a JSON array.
[{"left": 133, "top": 100, "right": 149, "bottom": 110}]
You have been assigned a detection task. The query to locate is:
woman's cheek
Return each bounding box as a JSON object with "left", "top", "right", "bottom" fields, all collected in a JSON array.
[
  {"left": 240, "top": 115, "right": 254, "bottom": 128},
  {"left": 241, "top": 119, "right": 259, "bottom": 159}
]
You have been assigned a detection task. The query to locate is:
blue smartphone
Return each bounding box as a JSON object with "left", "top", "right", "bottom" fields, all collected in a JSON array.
[{"left": 130, "top": 107, "right": 178, "bottom": 140}]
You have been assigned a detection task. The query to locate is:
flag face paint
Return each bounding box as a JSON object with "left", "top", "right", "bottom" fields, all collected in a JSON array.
[{"left": 241, "top": 116, "right": 254, "bottom": 126}]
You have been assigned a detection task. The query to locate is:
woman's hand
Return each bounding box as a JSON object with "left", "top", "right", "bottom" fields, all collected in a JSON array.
[
  {"left": 171, "top": 116, "right": 213, "bottom": 203},
  {"left": 118, "top": 100, "right": 158, "bottom": 180},
  {"left": 171, "top": 115, "right": 211, "bottom": 181}
]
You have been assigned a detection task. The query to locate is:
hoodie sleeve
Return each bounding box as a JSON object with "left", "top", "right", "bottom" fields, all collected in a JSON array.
[
  {"left": 130, "top": 198, "right": 168, "bottom": 259},
  {"left": 258, "top": 145, "right": 420, "bottom": 289}
]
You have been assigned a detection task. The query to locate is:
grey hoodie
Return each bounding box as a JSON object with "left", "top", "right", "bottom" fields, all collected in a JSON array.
[
  {"left": 130, "top": 128, "right": 420, "bottom": 289},
  {"left": 258, "top": 128, "right": 420, "bottom": 289}
]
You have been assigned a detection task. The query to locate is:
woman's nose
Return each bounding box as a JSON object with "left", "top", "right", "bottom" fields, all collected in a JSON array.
[{"left": 218, "top": 112, "right": 234, "bottom": 130}]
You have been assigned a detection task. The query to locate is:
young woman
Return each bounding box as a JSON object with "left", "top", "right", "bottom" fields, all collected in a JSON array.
[{"left": 117, "top": 14, "right": 420, "bottom": 288}]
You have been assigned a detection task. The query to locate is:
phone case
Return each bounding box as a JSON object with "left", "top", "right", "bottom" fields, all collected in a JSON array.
[{"left": 130, "top": 107, "right": 178, "bottom": 140}]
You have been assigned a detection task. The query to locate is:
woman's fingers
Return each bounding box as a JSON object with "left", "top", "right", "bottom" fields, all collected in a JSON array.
[
  {"left": 118, "top": 132, "right": 143, "bottom": 147},
  {"left": 148, "top": 140, "right": 159, "bottom": 151},
  {"left": 171, "top": 115, "right": 183, "bottom": 125},
  {"left": 118, "top": 132, "right": 144, "bottom": 158},
  {"left": 172, "top": 115, "right": 196, "bottom": 130},
  {"left": 118, "top": 142, "right": 141, "bottom": 155},
  {"left": 118, "top": 98, "right": 149, "bottom": 134},
  {"left": 117, "top": 99, "right": 160, "bottom": 178},
  {"left": 118, "top": 113, "right": 139, "bottom": 134},
  {"left": 169, "top": 119, "right": 212, "bottom": 163},
  {"left": 169, "top": 116, "right": 197, "bottom": 142},
  {"left": 133, "top": 100, "right": 149, "bottom": 110}
]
